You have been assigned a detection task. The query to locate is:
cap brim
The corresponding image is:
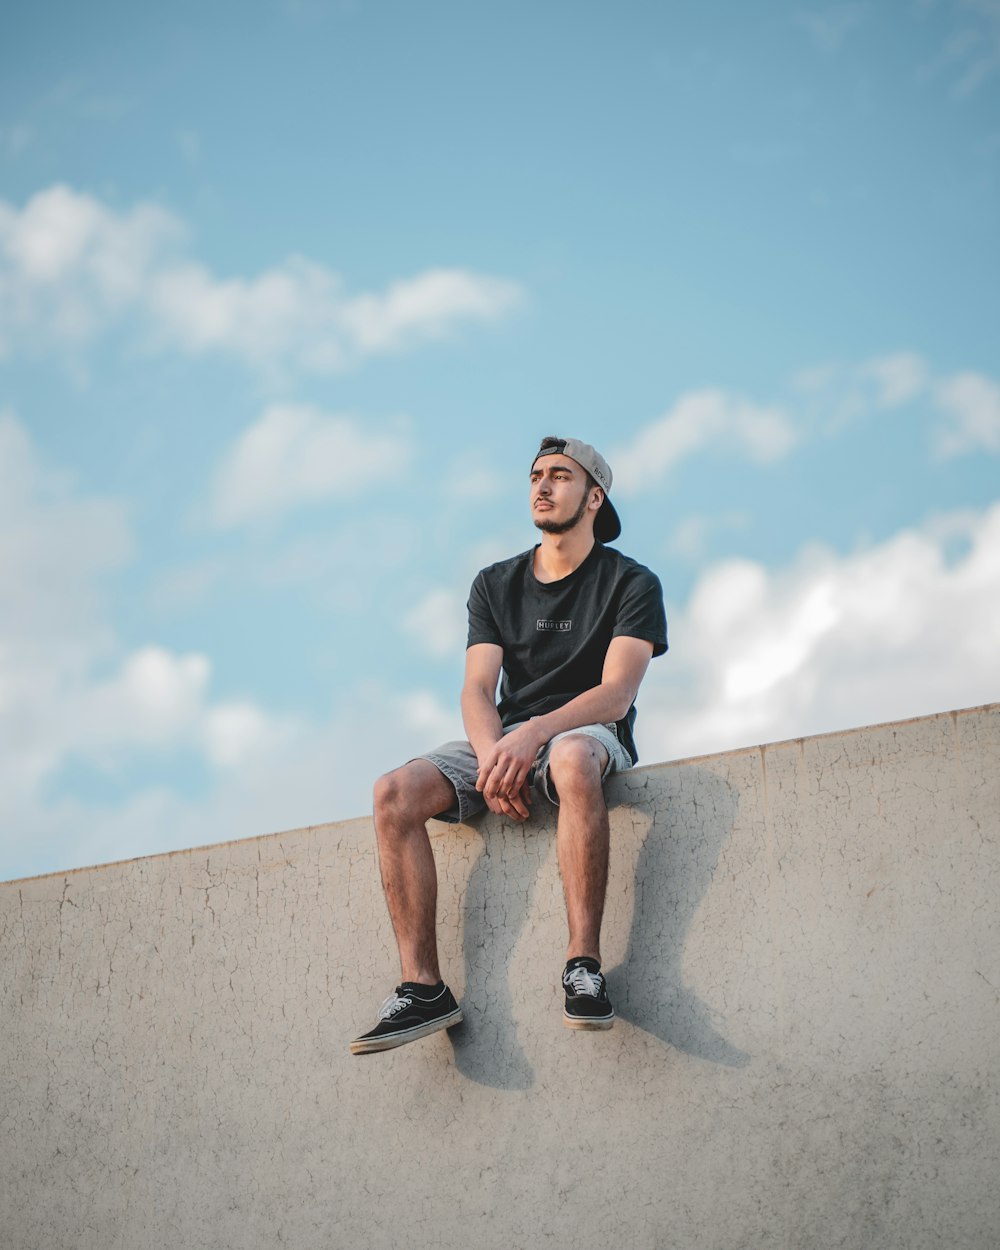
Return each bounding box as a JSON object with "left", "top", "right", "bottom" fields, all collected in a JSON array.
[{"left": 595, "top": 498, "right": 621, "bottom": 543}]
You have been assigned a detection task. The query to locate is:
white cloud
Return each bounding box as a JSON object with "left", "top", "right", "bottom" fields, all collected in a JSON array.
[
  {"left": 0, "top": 417, "right": 456, "bottom": 881},
  {"left": 0, "top": 408, "right": 131, "bottom": 672},
  {"left": 397, "top": 688, "right": 463, "bottom": 741},
  {"left": 611, "top": 389, "right": 797, "bottom": 497},
  {"left": 933, "top": 371, "right": 1000, "bottom": 455},
  {"left": 0, "top": 414, "right": 469, "bottom": 880},
  {"left": 202, "top": 701, "right": 292, "bottom": 769},
  {"left": 790, "top": 352, "right": 1000, "bottom": 458},
  {"left": 46, "top": 645, "right": 293, "bottom": 773},
  {"left": 792, "top": 350, "right": 931, "bottom": 428},
  {"left": 0, "top": 414, "right": 294, "bottom": 861},
  {"left": 0, "top": 185, "right": 522, "bottom": 371},
  {"left": 210, "top": 405, "right": 412, "bottom": 527},
  {"left": 0, "top": 185, "right": 180, "bottom": 353},
  {"left": 639, "top": 501, "right": 1000, "bottom": 763},
  {"left": 1, "top": 678, "right": 461, "bottom": 883},
  {"left": 339, "top": 269, "right": 521, "bottom": 354},
  {"left": 77, "top": 646, "right": 212, "bottom": 752},
  {"left": 860, "top": 351, "right": 930, "bottom": 408},
  {"left": 402, "top": 588, "right": 468, "bottom": 659}
]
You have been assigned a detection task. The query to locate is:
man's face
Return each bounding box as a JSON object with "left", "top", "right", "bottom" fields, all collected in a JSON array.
[{"left": 529, "top": 455, "right": 598, "bottom": 535}]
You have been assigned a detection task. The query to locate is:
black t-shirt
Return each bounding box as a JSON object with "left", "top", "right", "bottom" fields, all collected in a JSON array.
[{"left": 466, "top": 542, "right": 668, "bottom": 764}]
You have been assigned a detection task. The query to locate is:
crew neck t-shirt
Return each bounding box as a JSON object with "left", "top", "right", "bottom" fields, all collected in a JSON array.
[{"left": 466, "top": 542, "right": 668, "bottom": 765}]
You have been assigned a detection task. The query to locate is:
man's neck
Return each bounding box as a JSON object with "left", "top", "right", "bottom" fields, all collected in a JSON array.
[{"left": 533, "top": 527, "right": 596, "bottom": 584}]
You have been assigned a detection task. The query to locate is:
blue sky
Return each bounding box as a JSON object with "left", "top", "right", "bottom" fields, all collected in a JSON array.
[{"left": 2, "top": 0, "right": 998, "bottom": 881}]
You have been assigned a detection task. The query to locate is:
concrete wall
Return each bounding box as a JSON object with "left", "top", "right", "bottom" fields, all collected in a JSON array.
[{"left": 2, "top": 704, "right": 998, "bottom": 1250}]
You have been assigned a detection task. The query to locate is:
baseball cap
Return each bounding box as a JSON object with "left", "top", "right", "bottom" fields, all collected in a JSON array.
[{"left": 531, "top": 436, "right": 622, "bottom": 542}]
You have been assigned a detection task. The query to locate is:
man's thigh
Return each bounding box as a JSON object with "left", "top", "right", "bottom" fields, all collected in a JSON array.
[
  {"left": 412, "top": 740, "right": 486, "bottom": 824},
  {"left": 384, "top": 757, "right": 464, "bottom": 824}
]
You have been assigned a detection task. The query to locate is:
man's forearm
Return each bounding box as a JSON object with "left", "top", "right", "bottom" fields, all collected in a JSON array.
[
  {"left": 461, "top": 686, "right": 505, "bottom": 764},
  {"left": 527, "top": 681, "right": 635, "bottom": 746}
]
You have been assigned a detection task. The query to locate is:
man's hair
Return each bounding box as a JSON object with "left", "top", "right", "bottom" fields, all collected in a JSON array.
[{"left": 537, "top": 435, "right": 599, "bottom": 493}]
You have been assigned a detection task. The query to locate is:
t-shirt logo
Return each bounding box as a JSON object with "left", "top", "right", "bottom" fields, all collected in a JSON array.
[{"left": 537, "top": 619, "right": 572, "bottom": 632}]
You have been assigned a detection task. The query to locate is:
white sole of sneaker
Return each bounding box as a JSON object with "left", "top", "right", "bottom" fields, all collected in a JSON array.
[
  {"left": 563, "top": 1011, "right": 614, "bottom": 1030},
  {"left": 350, "top": 1007, "right": 463, "bottom": 1055}
]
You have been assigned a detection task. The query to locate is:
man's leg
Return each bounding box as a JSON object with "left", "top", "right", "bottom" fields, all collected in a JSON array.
[
  {"left": 372, "top": 759, "right": 458, "bottom": 984},
  {"left": 351, "top": 760, "right": 463, "bottom": 1055},
  {"left": 545, "top": 734, "right": 612, "bottom": 963},
  {"left": 544, "top": 733, "right": 617, "bottom": 1030}
]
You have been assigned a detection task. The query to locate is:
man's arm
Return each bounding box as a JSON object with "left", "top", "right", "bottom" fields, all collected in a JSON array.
[
  {"left": 461, "top": 643, "right": 504, "bottom": 761},
  {"left": 476, "top": 634, "right": 655, "bottom": 809},
  {"left": 461, "top": 643, "right": 534, "bottom": 822}
]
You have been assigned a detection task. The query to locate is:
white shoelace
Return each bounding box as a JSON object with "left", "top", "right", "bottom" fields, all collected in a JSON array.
[
  {"left": 565, "top": 966, "right": 603, "bottom": 997},
  {"left": 377, "top": 991, "right": 412, "bottom": 1020}
]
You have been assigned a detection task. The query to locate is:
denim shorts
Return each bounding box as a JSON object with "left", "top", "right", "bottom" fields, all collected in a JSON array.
[{"left": 418, "top": 722, "right": 632, "bottom": 824}]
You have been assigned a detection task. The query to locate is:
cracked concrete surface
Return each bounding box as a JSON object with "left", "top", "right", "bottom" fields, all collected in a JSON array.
[{"left": 2, "top": 705, "right": 999, "bottom": 1249}]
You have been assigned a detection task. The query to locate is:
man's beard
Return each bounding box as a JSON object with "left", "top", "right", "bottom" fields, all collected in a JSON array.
[{"left": 533, "top": 490, "right": 590, "bottom": 535}]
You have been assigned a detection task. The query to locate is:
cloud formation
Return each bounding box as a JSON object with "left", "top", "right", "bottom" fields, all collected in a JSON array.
[
  {"left": 611, "top": 389, "right": 798, "bottom": 497},
  {"left": 610, "top": 351, "right": 984, "bottom": 497},
  {"left": 0, "top": 185, "right": 522, "bottom": 371},
  {"left": 934, "top": 372, "right": 1000, "bottom": 456},
  {"left": 210, "top": 405, "right": 412, "bottom": 528},
  {"left": 402, "top": 587, "right": 468, "bottom": 659},
  {"left": 0, "top": 414, "right": 293, "bottom": 872},
  {"left": 794, "top": 351, "right": 1000, "bottom": 456},
  {"left": 640, "top": 500, "right": 1000, "bottom": 762}
]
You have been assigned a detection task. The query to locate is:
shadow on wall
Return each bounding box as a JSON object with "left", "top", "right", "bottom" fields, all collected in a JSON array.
[
  {"left": 609, "top": 765, "right": 750, "bottom": 1070},
  {"left": 448, "top": 822, "right": 540, "bottom": 1091},
  {"left": 448, "top": 763, "right": 748, "bottom": 1090}
]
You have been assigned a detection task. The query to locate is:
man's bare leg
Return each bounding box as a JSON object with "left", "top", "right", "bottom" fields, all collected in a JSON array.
[
  {"left": 351, "top": 761, "right": 463, "bottom": 1054},
  {"left": 546, "top": 735, "right": 612, "bottom": 962},
  {"left": 372, "top": 759, "right": 457, "bottom": 984},
  {"left": 546, "top": 734, "right": 615, "bottom": 1030}
]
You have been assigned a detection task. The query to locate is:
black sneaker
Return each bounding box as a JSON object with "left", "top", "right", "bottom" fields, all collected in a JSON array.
[
  {"left": 350, "top": 981, "right": 462, "bottom": 1055},
  {"left": 562, "top": 957, "right": 614, "bottom": 1030}
]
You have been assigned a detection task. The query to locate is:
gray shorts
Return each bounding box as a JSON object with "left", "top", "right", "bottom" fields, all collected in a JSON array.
[{"left": 418, "top": 722, "right": 632, "bottom": 824}]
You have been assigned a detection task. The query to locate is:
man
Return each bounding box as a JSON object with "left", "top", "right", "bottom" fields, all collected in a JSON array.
[{"left": 350, "top": 436, "right": 667, "bottom": 1055}]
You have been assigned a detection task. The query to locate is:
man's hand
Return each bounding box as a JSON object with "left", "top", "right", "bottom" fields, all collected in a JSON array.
[{"left": 475, "top": 721, "right": 547, "bottom": 822}]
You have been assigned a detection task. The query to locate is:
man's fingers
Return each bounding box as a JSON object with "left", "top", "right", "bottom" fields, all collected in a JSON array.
[
  {"left": 508, "top": 787, "right": 531, "bottom": 820},
  {"left": 493, "top": 762, "right": 521, "bottom": 796},
  {"left": 483, "top": 784, "right": 530, "bottom": 822},
  {"left": 486, "top": 795, "right": 522, "bottom": 821},
  {"left": 479, "top": 757, "right": 523, "bottom": 797}
]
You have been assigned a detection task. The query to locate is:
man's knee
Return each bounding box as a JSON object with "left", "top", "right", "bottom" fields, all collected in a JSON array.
[
  {"left": 373, "top": 765, "right": 416, "bottom": 818},
  {"left": 546, "top": 735, "right": 607, "bottom": 795},
  {"left": 373, "top": 760, "right": 453, "bottom": 827}
]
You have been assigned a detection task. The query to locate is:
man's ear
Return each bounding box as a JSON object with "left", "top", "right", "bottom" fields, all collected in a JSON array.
[{"left": 590, "top": 486, "right": 604, "bottom": 512}]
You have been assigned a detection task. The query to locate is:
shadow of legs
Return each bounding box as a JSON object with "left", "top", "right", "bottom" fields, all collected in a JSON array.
[
  {"left": 610, "top": 767, "right": 750, "bottom": 1068},
  {"left": 449, "top": 826, "right": 538, "bottom": 1090}
]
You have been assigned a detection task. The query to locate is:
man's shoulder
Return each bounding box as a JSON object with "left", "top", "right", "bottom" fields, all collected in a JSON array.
[
  {"left": 592, "top": 544, "right": 662, "bottom": 585},
  {"left": 474, "top": 547, "right": 535, "bottom": 585}
]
